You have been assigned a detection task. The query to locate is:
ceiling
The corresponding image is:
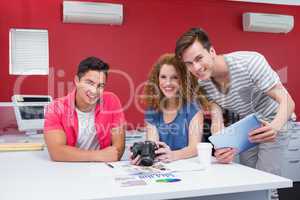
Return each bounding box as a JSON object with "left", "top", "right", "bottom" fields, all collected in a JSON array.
[{"left": 229, "top": 0, "right": 300, "bottom": 6}]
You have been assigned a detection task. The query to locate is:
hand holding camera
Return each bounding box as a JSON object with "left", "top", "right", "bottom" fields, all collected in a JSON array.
[
  {"left": 130, "top": 141, "right": 158, "bottom": 166},
  {"left": 154, "top": 141, "right": 175, "bottom": 163},
  {"left": 130, "top": 140, "right": 174, "bottom": 166}
]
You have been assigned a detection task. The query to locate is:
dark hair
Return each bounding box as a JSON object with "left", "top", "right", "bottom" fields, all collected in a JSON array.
[
  {"left": 175, "top": 28, "right": 212, "bottom": 59},
  {"left": 77, "top": 56, "right": 109, "bottom": 79}
]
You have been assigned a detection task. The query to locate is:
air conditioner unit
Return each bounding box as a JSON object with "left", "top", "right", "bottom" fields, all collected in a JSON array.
[
  {"left": 243, "top": 12, "right": 294, "bottom": 33},
  {"left": 63, "top": 1, "right": 123, "bottom": 25}
]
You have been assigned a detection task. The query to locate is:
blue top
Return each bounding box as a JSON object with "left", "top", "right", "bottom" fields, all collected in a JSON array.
[{"left": 145, "top": 102, "right": 201, "bottom": 151}]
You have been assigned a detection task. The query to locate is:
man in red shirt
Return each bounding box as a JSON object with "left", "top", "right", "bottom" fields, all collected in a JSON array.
[{"left": 44, "top": 57, "right": 126, "bottom": 162}]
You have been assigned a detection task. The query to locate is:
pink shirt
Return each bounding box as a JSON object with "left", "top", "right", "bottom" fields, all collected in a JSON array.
[{"left": 44, "top": 89, "right": 126, "bottom": 149}]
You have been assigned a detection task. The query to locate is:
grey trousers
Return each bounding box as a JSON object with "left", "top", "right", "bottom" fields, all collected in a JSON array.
[{"left": 239, "top": 122, "right": 291, "bottom": 176}]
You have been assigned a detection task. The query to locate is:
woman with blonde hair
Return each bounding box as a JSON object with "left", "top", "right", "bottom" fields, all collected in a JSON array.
[{"left": 132, "top": 53, "right": 209, "bottom": 164}]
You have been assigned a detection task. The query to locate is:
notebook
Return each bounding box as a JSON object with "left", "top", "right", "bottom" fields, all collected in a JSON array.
[{"left": 208, "top": 114, "right": 262, "bottom": 153}]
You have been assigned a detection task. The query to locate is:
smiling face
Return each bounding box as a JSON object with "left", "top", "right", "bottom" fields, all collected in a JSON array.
[
  {"left": 158, "top": 64, "right": 180, "bottom": 99},
  {"left": 181, "top": 40, "right": 216, "bottom": 81},
  {"left": 75, "top": 70, "right": 106, "bottom": 109}
]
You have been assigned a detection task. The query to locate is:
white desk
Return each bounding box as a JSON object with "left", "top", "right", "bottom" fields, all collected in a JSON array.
[{"left": 0, "top": 150, "right": 292, "bottom": 200}]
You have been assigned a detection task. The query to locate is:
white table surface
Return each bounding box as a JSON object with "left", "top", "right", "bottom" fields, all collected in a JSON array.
[{"left": 0, "top": 150, "right": 292, "bottom": 200}]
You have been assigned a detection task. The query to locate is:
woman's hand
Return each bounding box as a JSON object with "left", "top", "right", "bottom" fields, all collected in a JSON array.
[
  {"left": 214, "top": 147, "right": 236, "bottom": 164},
  {"left": 130, "top": 154, "right": 141, "bottom": 165},
  {"left": 155, "top": 141, "right": 175, "bottom": 163},
  {"left": 129, "top": 151, "right": 141, "bottom": 165}
]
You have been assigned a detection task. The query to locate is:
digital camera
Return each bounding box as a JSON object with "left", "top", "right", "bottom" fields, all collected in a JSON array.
[{"left": 130, "top": 140, "right": 158, "bottom": 166}]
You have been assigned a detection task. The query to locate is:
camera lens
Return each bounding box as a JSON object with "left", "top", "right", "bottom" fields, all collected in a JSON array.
[
  {"left": 140, "top": 157, "right": 154, "bottom": 166},
  {"left": 140, "top": 141, "right": 156, "bottom": 166},
  {"left": 130, "top": 141, "right": 157, "bottom": 166}
]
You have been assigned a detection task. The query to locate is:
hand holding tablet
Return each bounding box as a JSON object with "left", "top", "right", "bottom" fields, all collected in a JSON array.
[{"left": 208, "top": 114, "right": 262, "bottom": 153}]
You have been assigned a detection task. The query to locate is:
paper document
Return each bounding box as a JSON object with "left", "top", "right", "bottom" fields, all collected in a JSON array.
[{"left": 109, "top": 159, "right": 204, "bottom": 176}]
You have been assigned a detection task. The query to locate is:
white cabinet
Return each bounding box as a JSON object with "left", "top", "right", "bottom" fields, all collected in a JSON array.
[{"left": 281, "top": 122, "right": 300, "bottom": 182}]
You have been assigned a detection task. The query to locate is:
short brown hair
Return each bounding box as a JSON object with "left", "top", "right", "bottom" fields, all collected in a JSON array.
[
  {"left": 142, "top": 53, "right": 209, "bottom": 111},
  {"left": 77, "top": 56, "right": 109, "bottom": 79},
  {"left": 175, "top": 28, "right": 212, "bottom": 59}
]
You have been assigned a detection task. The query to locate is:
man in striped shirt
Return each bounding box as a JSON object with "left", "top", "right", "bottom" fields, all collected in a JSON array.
[{"left": 175, "top": 28, "right": 295, "bottom": 178}]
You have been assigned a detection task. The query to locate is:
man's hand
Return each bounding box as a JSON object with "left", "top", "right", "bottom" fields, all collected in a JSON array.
[
  {"left": 99, "top": 146, "right": 119, "bottom": 162},
  {"left": 155, "top": 141, "right": 175, "bottom": 163},
  {"left": 249, "top": 120, "right": 277, "bottom": 143},
  {"left": 214, "top": 148, "right": 236, "bottom": 164}
]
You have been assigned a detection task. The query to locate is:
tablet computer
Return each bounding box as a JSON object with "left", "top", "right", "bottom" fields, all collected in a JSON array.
[{"left": 208, "top": 114, "right": 262, "bottom": 153}]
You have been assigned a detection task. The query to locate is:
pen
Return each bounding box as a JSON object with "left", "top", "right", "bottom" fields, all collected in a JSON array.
[{"left": 105, "top": 162, "right": 114, "bottom": 168}]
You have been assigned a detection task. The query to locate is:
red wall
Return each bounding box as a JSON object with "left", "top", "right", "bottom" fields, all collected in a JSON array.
[{"left": 0, "top": 0, "right": 299, "bottom": 127}]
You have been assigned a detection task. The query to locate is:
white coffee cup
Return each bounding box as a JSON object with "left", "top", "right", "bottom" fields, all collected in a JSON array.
[{"left": 197, "top": 142, "right": 213, "bottom": 168}]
